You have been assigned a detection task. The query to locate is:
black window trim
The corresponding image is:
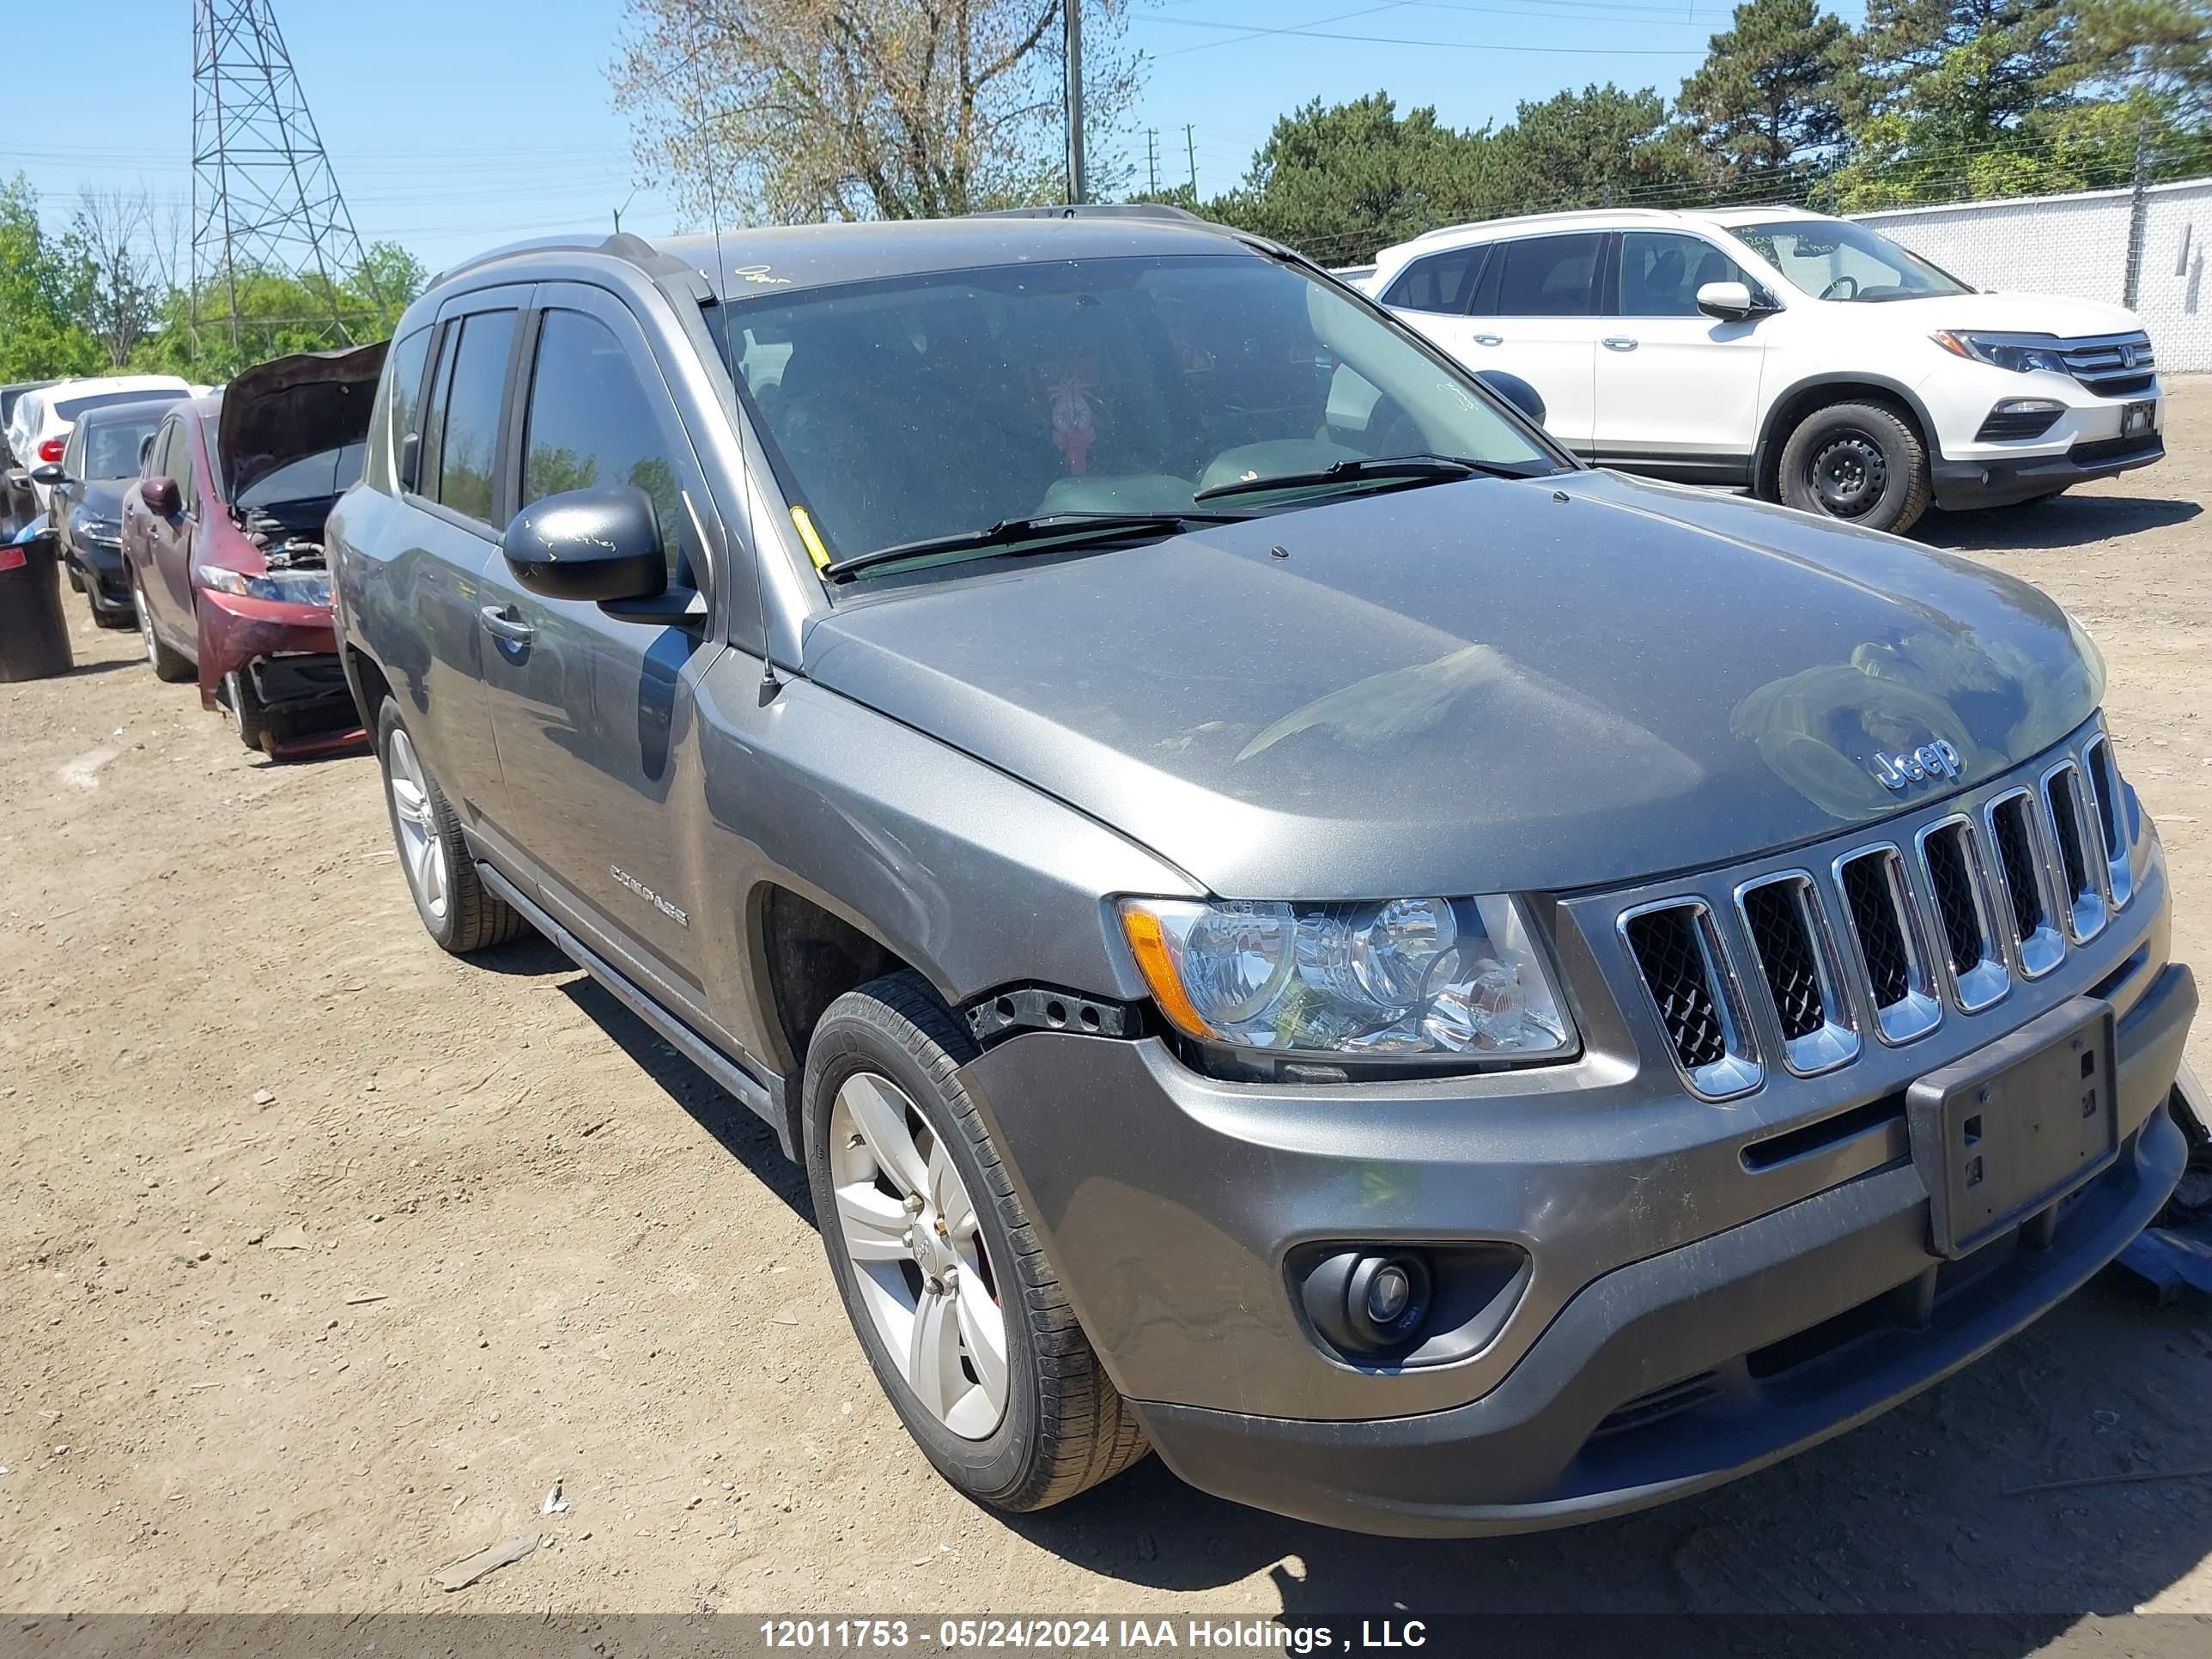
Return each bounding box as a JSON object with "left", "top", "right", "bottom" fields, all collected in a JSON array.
[
  {"left": 1486, "top": 229, "right": 1610, "bottom": 320},
  {"left": 515, "top": 280, "right": 725, "bottom": 612},
  {"left": 407, "top": 285, "right": 531, "bottom": 540},
  {"left": 1382, "top": 244, "right": 1492, "bottom": 317}
]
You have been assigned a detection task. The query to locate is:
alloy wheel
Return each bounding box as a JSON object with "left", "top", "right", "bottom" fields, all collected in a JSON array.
[
  {"left": 828, "top": 1071, "right": 1008, "bottom": 1439},
  {"left": 385, "top": 727, "right": 450, "bottom": 922}
]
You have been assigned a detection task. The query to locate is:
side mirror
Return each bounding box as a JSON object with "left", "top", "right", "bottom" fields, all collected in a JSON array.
[
  {"left": 1474, "top": 370, "right": 1547, "bottom": 429},
  {"left": 501, "top": 485, "right": 666, "bottom": 605},
  {"left": 1696, "top": 280, "right": 1760, "bottom": 321},
  {"left": 141, "top": 476, "right": 182, "bottom": 518},
  {"left": 29, "top": 462, "right": 69, "bottom": 488}
]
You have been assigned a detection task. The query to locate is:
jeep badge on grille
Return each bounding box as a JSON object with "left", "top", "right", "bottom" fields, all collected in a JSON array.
[{"left": 1871, "top": 738, "right": 1962, "bottom": 791}]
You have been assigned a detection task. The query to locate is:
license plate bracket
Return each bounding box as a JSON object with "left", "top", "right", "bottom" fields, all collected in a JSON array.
[
  {"left": 1907, "top": 997, "right": 2117, "bottom": 1260},
  {"left": 2122, "top": 399, "right": 2157, "bottom": 437}
]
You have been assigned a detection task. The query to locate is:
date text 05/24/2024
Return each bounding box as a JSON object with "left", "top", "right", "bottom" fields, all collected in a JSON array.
[{"left": 758, "top": 1619, "right": 1431, "bottom": 1652}]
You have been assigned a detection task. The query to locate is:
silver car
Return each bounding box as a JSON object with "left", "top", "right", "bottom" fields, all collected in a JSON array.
[{"left": 328, "top": 210, "right": 2198, "bottom": 1535}]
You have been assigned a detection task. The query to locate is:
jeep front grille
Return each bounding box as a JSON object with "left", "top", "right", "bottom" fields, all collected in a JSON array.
[
  {"left": 2044, "top": 762, "right": 2107, "bottom": 942},
  {"left": 1917, "top": 817, "right": 2009, "bottom": 1012},
  {"left": 1737, "top": 874, "right": 1860, "bottom": 1075},
  {"left": 1621, "top": 901, "right": 1760, "bottom": 1098},
  {"left": 1615, "top": 725, "right": 2134, "bottom": 1091},
  {"left": 1836, "top": 848, "right": 1942, "bottom": 1043},
  {"left": 1988, "top": 789, "right": 2064, "bottom": 975},
  {"left": 2058, "top": 331, "right": 2154, "bottom": 398}
]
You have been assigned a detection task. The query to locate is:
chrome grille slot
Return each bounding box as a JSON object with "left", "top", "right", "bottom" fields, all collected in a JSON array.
[
  {"left": 1916, "top": 817, "right": 2009, "bottom": 1012},
  {"left": 2043, "top": 762, "right": 2107, "bottom": 942},
  {"left": 1834, "top": 847, "right": 1941, "bottom": 1044},
  {"left": 2083, "top": 734, "right": 2134, "bottom": 908},
  {"left": 2059, "top": 331, "right": 2154, "bottom": 398},
  {"left": 1987, "top": 788, "right": 2064, "bottom": 976},
  {"left": 1621, "top": 901, "right": 1761, "bottom": 1099},
  {"left": 1736, "top": 874, "right": 1857, "bottom": 1075}
]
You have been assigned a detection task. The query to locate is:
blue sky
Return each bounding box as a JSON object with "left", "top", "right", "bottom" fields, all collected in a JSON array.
[{"left": 3, "top": 0, "right": 1851, "bottom": 272}]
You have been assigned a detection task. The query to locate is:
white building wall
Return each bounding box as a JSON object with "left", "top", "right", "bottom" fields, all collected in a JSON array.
[{"left": 1852, "top": 178, "right": 2212, "bottom": 372}]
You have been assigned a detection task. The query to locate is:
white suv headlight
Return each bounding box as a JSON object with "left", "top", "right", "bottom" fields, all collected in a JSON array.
[
  {"left": 1118, "top": 895, "right": 1575, "bottom": 1065},
  {"left": 1932, "top": 331, "right": 2070, "bottom": 375}
]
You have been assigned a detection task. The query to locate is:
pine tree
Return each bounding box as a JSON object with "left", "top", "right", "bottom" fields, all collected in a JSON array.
[{"left": 1676, "top": 0, "right": 1853, "bottom": 174}]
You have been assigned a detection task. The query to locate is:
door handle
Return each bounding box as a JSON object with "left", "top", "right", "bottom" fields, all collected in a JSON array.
[
  {"left": 1472, "top": 332, "right": 1503, "bottom": 347},
  {"left": 1603, "top": 336, "right": 1638, "bottom": 351},
  {"left": 480, "top": 605, "right": 534, "bottom": 646}
]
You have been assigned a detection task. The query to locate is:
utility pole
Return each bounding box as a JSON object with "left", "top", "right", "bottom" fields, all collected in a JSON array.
[
  {"left": 1185, "top": 125, "right": 1198, "bottom": 196},
  {"left": 614, "top": 186, "right": 639, "bottom": 235},
  {"left": 1146, "top": 129, "right": 1158, "bottom": 197},
  {"left": 2122, "top": 115, "right": 2151, "bottom": 308},
  {"left": 191, "top": 0, "right": 378, "bottom": 359},
  {"left": 1063, "top": 1, "right": 1086, "bottom": 205}
]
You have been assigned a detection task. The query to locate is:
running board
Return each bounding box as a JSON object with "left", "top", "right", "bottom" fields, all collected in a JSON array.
[{"left": 475, "top": 860, "right": 794, "bottom": 1158}]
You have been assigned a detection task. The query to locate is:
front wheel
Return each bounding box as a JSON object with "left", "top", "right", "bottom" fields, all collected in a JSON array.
[
  {"left": 1778, "top": 400, "right": 1931, "bottom": 536},
  {"left": 373, "top": 696, "right": 523, "bottom": 955},
  {"left": 220, "top": 668, "right": 268, "bottom": 753},
  {"left": 803, "top": 972, "right": 1149, "bottom": 1513},
  {"left": 131, "top": 571, "right": 194, "bottom": 683}
]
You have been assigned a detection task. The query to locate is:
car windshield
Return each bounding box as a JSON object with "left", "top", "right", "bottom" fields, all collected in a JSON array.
[
  {"left": 84, "top": 414, "right": 169, "bottom": 479},
  {"left": 725, "top": 251, "right": 1558, "bottom": 573},
  {"left": 1731, "top": 221, "right": 1972, "bottom": 303}
]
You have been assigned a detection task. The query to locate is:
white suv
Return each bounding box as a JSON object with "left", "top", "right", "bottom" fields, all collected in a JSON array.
[{"left": 1362, "top": 206, "right": 2163, "bottom": 536}]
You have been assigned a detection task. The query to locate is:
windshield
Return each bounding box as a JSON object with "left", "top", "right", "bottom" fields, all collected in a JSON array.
[
  {"left": 83, "top": 414, "right": 168, "bottom": 479},
  {"left": 1731, "top": 221, "right": 1971, "bottom": 303},
  {"left": 725, "top": 252, "right": 1557, "bottom": 570}
]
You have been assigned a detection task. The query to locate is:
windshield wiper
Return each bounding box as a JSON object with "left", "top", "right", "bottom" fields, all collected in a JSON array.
[
  {"left": 1191, "top": 453, "right": 1521, "bottom": 504},
  {"left": 821, "top": 511, "right": 1243, "bottom": 581}
]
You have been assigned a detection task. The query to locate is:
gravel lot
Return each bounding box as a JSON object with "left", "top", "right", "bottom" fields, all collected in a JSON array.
[{"left": 5, "top": 381, "right": 2210, "bottom": 1628}]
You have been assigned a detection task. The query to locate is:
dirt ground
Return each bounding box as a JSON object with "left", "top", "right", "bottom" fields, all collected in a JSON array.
[{"left": 5, "top": 384, "right": 2212, "bottom": 1633}]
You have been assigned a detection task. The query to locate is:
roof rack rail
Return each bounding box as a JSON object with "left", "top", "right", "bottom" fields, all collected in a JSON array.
[
  {"left": 964, "top": 203, "right": 1206, "bottom": 224},
  {"left": 428, "top": 230, "right": 706, "bottom": 290}
]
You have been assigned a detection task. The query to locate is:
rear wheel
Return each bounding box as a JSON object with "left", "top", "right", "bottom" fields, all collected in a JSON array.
[
  {"left": 374, "top": 696, "right": 522, "bottom": 955},
  {"left": 803, "top": 972, "right": 1148, "bottom": 1513},
  {"left": 132, "top": 571, "right": 194, "bottom": 682},
  {"left": 1778, "top": 400, "right": 1931, "bottom": 536}
]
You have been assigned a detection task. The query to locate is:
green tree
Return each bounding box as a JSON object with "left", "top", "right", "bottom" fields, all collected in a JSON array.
[
  {"left": 1676, "top": 0, "right": 1852, "bottom": 173},
  {"left": 1491, "top": 84, "right": 1716, "bottom": 210},
  {"left": 0, "top": 175, "right": 102, "bottom": 382}
]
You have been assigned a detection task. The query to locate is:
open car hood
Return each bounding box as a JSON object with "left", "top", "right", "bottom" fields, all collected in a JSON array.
[{"left": 217, "top": 341, "right": 386, "bottom": 506}]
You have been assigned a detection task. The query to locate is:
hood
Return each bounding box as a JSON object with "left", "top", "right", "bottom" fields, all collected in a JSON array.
[
  {"left": 803, "top": 471, "right": 2101, "bottom": 901},
  {"left": 72, "top": 479, "right": 129, "bottom": 526},
  {"left": 216, "top": 341, "right": 386, "bottom": 505},
  {"left": 1854, "top": 289, "right": 2144, "bottom": 337}
]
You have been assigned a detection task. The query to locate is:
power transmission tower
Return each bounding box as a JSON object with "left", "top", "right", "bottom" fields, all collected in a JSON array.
[{"left": 191, "top": 0, "right": 379, "bottom": 361}]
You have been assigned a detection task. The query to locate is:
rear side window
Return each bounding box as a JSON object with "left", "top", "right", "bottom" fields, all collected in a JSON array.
[
  {"left": 1382, "top": 247, "right": 1486, "bottom": 314},
  {"left": 520, "top": 308, "right": 696, "bottom": 581},
  {"left": 429, "top": 310, "right": 517, "bottom": 526},
  {"left": 1616, "top": 231, "right": 1750, "bottom": 317},
  {"left": 1495, "top": 234, "right": 1604, "bottom": 317},
  {"left": 378, "top": 325, "right": 434, "bottom": 494}
]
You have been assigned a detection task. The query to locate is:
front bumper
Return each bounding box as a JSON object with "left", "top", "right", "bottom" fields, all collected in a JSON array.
[
  {"left": 1137, "top": 969, "right": 2190, "bottom": 1535},
  {"left": 194, "top": 592, "right": 363, "bottom": 757},
  {"left": 1930, "top": 374, "right": 2165, "bottom": 509},
  {"left": 70, "top": 539, "right": 131, "bottom": 614}
]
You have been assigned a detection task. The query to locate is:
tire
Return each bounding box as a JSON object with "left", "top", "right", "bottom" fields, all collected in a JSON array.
[
  {"left": 803, "top": 971, "right": 1148, "bottom": 1513},
  {"left": 373, "top": 696, "right": 523, "bottom": 955},
  {"left": 132, "top": 570, "right": 195, "bottom": 683},
  {"left": 90, "top": 597, "right": 133, "bottom": 630},
  {"left": 1778, "top": 399, "right": 1932, "bottom": 536},
  {"left": 220, "top": 668, "right": 269, "bottom": 753},
  {"left": 65, "top": 558, "right": 84, "bottom": 593}
]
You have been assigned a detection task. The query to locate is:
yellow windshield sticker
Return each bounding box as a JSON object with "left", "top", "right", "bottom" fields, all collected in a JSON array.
[{"left": 790, "top": 505, "right": 830, "bottom": 569}]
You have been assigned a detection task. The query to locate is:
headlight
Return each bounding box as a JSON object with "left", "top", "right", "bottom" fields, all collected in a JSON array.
[
  {"left": 1119, "top": 895, "right": 1575, "bottom": 1067},
  {"left": 74, "top": 516, "right": 123, "bottom": 546},
  {"left": 197, "top": 564, "right": 331, "bottom": 605},
  {"left": 1931, "top": 331, "right": 2071, "bottom": 375}
]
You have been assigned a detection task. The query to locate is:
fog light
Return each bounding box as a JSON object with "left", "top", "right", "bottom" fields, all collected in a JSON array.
[
  {"left": 1302, "top": 1248, "right": 1433, "bottom": 1354},
  {"left": 1975, "top": 398, "right": 2066, "bottom": 442}
]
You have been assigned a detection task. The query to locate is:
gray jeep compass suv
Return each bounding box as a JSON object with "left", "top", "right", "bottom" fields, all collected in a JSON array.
[{"left": 329, "top": 210, "right": 2199, "bottom": 1536}]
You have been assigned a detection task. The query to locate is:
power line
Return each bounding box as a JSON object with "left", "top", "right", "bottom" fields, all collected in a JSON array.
[{"left": 1141, "top": 15, "right": 1708, "bottom": 52}]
